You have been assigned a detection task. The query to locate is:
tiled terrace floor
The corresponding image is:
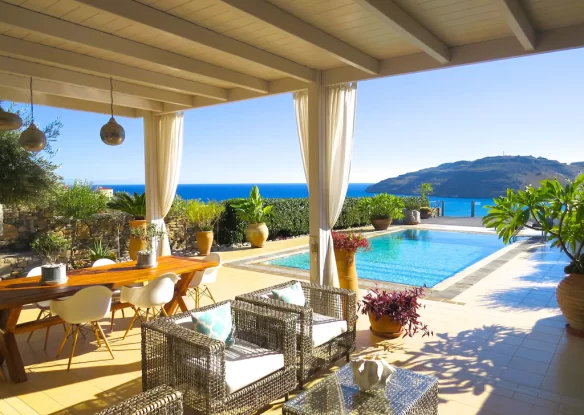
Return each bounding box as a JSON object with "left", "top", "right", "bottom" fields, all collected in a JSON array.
[{"left": 1, "top": 226, "right": 583, "bottom": 415}]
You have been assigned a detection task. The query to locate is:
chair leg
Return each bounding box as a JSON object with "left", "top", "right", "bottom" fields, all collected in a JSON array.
[
  {"left": 205, "top": 286, "right": 216, "bottom": 304},
  {"left": 121, "top": 309, "right": 125, "bottom": 318},
  {"left": 67, "top": 325, "right": 80, "bottom": 371},
  {"left": 56, "top": 324, "right": 72, "bottom": 358},
  {"left": 122, "top": 308, "right": 140, "bottom": 340},
  {"left": 27, "top": 310, "right": 45, "bottom": 342},
  {"left": 195, "top": 287, "right": 200, "bottom": 308},
  {"left": 95, "top": 322, "right": 114, "bottom": 360},
  {"left": 144, "top": 308, "right": 150, "bottom": 322},
  {"left": 43, "top": 325, "right": 51, "bottom": 352},
  {"left": 285, "top": 393, "right": 290, "bottom": 402},
  {"left": 110, "top": 310, "right": 116, "bottom": 333},
  {"left": 160, "top": 307, "right": 169, "bottom": 317},
  {"left": 92, "top": 323, "right": 102, "bottom": 347}
]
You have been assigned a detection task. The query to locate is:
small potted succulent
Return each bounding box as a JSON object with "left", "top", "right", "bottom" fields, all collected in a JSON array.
[
  {"left": 185, "top": 199, "right": 225, "bottom": 255},
  {"left": 130, "top": 223, "right": 166, "bottom": 269},
  {"left": 359, "top": 286, "right": 431, "bottom": 339},
  {"left": 232, "top": 186, "right": 273, "bottom": 248},
  {"left": 401, "top": 196, "right": 422, "bottom": 225},
  {"left": 358, "top": 193, "right": 404, "bottom": 230},
  {"left": 31, "top": 231, "right": 70, "bottom": 285},
  {"left": 106, "top": 192, "right": 146, "bottom": 260},
  {"left": 332, "top": 231, "right": 371, "bottom": 293},
  {"left": 88, "top": 239, "right": 116, "bottom": 262},
  {"left": 419, "top": 206, "right": 433, "bottom": 220}
]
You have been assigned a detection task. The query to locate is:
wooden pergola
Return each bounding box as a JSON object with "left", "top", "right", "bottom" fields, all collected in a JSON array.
[{"left": 1, "top": 0, "right": 582, "bottom": 282}]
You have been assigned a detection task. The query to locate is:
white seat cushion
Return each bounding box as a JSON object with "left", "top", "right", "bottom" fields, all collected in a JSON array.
[
  {"left": 312, "top": 313, "right": 348, "bottom": 348},
  {"left": 174, "top": 319, "right": 285, "bottom": 395},
  {"left": 224, "top": 339, "right": 284, "bottom": 394}
]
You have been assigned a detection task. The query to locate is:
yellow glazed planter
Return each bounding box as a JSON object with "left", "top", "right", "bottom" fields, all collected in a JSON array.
[
  {"left": 196, "top": 231, "right": 214, "bottom": 256},
  {"left": 246, "top": 223, "right": 269, "bottom": 248},
  {"left": 128, "top": 219, "right": 147, "bottom": 260},
  {"left": 335, "top": 249, "right": 359, "bottom": 293}
]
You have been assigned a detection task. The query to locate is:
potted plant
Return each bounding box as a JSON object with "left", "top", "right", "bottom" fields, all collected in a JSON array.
[
  {"left": 419, "top": 206, "right": 433, "bottom": 220},
  {"left": 359, "top": 286, "right": 431, "bottom": 339},
  {"left": 332, "top": 231, "right": 371, "bottom": 293},
  {"left": 130, "top": 223, "right": 165, "bottom": 269},
  {"left": 88, "top": 239, "right": 116, "bottom": 262},
  {"left": 483, "top": 174, "right": 584, "bottom": 336},
  {"left": 31, "top": 231, "right": 70, "bottom": 285},
  {"left": 185, "top": 199, "right": 225, "bottom": 255},
  {"left": 401, "top": 196, "right": 422, "bottom": 225},
  {"left": 232, "top": 186, "right": 273, "bottom": 248},
  {"left": 358, "top": 193, "right": 404, "bottom": 230},
  {"left": 107, "top": 192, "right": 146, "bottom": 260}
]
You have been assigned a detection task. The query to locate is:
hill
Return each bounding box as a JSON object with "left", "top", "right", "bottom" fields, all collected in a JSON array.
[{"left": 367, "top": 156, "right": 583, "bottom": 198}]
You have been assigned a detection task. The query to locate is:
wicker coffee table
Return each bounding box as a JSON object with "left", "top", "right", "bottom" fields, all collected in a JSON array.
[{"left": 283, "top": 364, "right": 438, "bottom": 415}]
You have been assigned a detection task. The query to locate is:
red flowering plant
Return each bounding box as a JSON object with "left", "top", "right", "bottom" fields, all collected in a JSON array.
[
  {"left": 358, "top": 286, "right": 432, "bottom": 338},
  {"left": 332, "top": 231, "right": 371, "bottom": 253}
]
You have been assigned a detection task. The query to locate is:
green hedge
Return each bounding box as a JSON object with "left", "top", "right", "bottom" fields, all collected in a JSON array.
[{"left": 216, "top": 197, "right": 369, "bottom": 245}]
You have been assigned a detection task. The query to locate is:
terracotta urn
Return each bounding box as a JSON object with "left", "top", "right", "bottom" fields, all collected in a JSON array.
[
  {"left": 196, "top": 231, "right": 214, "bottom": 255},
  {"left": 556, "top": 273, "right": 584, "bottom": 336},
  {"left": 128, "top": 219, "right": 147, "bottom": 260},
  {"left": 350, "top": 354, "right": 396, "bottom": 391},
  {"left": 335, "top": 249, "right": 359, "bottom": 293},
  {"left": 368, "top": 312, "right": 403, "bottom": 339},
  {"left": 246, "top": 222, "right": 269, "bottom": 248},
  {"left": 371, "top": 218, "right": 392, "bottom": 231}
]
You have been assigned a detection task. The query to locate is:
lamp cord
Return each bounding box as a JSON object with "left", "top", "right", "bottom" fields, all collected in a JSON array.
[
  {"left": 29, "top": 77, "right": 34, "bottom": 123},
  {"left": 110, "top": 77, "right": 114, "bottom": 118}
]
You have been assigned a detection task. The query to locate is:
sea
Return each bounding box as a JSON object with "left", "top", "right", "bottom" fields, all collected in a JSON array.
[{"left": 98, "top": 183, "right": 495, "bottom": 217}]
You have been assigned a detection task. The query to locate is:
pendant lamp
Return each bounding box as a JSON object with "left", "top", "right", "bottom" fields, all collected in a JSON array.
[
  {"left": 19, "top": 78, "right": 46, "bottom": 152},
  {"left": 0, "top": 101, "right": 23, "bottom": 131},
  {"left": 100, "top": 78, "right": 125, "bottom": 146}
]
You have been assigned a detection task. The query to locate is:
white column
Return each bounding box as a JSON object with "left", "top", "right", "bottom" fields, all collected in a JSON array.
[{"left": 307, "top": 72, "right": 328, "bottom": 285}]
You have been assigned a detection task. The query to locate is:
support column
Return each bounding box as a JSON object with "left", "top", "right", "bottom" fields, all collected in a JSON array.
[{"left": 307, "top": 72, "right": 327, "bottom": 285}]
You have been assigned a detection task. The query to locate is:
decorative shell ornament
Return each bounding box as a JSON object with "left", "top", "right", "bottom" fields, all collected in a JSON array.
[{"left": 350, "top": 354, "right": 396, "bottom": 391}]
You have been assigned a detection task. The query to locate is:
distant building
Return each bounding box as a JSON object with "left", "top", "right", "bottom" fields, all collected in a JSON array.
[{"left": 96, "top": 187, "right": 114, "bottom": 198}]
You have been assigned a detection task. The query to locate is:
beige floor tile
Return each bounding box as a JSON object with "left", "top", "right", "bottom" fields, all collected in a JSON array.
[
  {"left": 513, "top": 392, "right": 559, "bottom": 410},
  {"left": 500, "top": 368, "right": 544, "bottom": 388},
  {"left": 507, "top": 356, "right": 549, "bottom": 376},
  {"left": 521, "top": 339, "right": 559, "bottom": 354},
  {"left": 515, "top": 347, "right": 555, "bottom": 364}
]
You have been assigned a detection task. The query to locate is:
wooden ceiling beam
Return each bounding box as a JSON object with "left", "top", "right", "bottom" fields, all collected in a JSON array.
[{"left": 493, "top": 0, "right": 536, "bottom": 51}]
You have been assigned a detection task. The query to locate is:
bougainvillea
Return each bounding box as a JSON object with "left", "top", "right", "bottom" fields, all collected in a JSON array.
[
  {"left": 332, "top": 231, "right": 371, "bottom": 253},
  {"left": 359, "top": 286, "right": 432, "bottom": 338}
]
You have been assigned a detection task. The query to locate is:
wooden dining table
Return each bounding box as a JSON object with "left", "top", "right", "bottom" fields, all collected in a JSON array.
[{"left": 0, "top": 255, "right": 218, "bottom": 383}]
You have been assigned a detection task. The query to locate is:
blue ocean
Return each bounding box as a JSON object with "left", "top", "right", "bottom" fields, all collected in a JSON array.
[{"left": 98, "top": 183, "right": 494, "bottom": 217}]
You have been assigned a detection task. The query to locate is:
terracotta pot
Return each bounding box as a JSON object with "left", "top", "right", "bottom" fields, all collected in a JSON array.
[
  {"left": 556, "top": 273, "right": 584, "bottom": 336},
  {"left": 420, "top": 212, "right": 431, "bottom": 219},
  {"left": 128, "top": 219, "right": 147, "bottom": 260},
  {"left": 335, "top": 249, "right": 359, "bottom": 293},
  {"left": 196, "top": 231, "right": 214, "bottom": 255},
  {"left": 371, "top": 218, "right": 392, "bottom": 231},
  {"left": 246, "top": 223, "right": 269, "bottom": 248},
  {"left": 368, "top": 313, "right": 403, "bottom": 339}
]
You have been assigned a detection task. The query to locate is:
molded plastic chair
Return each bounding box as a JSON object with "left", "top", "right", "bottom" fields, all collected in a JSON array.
[
  {"left": 121, "top": 273, "right": 180, "bottom": 339},
  {"left": 26, "top": 266, "right": 65, "bottom": 350},
  {"left": 51, "top": 286, "right": 114, "bottom": 370},
  {"left": 92, "top": 258, "right": 116, "bottom": 267},
  {"left": 188, "top": 253, "right": 221, "bottom": 307}
]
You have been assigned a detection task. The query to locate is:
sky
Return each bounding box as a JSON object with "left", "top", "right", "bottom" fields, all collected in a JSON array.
[{"left": 20, "top": 47, "right": 584, "bottom": 185}]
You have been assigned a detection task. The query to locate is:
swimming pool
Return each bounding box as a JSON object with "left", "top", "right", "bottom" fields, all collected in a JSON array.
[{"left": 263, "top": 229, "right": 505, "bottom": 288}]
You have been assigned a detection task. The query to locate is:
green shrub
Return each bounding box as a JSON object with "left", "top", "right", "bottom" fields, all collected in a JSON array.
[
  {"left": 106, "top": 192, "right": 146, "bottom": 219},
  {"left": 231, "top": 186, "right": 273, "bottom": 224},
  {"left": 31, "top": 231, "right": 69, "bottom": 264},
  {"left": 401, "top": 196, "right": 423, "bottom": 211},
  {"left": 358, "top": 193, "right": 404, "bottom": 220},
  {"left": 216, "top": 197, "right": 370, "bottom": 245},
  {"left": 419, "top": 206, "right": 433, "bottom": 214},
  {"left": 89, "top": 239, "right": 115, "bottom": 261},
  {"left": 185, "top": 200, "right": 225, "bottom": 231}
]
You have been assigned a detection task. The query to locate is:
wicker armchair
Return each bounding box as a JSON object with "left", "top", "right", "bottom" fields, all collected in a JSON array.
[
  {"left": 95, "top": 385, "right": 183, "bottom": 415},
  {"left": 141, "top": 300, "right": 297, "bottom": 415},
  {"left": 236, "top": 280, "right": 357, "bottom": 387}
]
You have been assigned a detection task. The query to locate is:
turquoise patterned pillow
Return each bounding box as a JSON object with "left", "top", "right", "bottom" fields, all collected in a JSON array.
[
  {"left": 272, "top": 282, "right": 306, "bottom": 306},
  {"left": 191, "top": 303, "right": 235, "bottom": 346}
]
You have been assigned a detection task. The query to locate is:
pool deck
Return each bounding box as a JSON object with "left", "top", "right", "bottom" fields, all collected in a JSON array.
[{"left": 1, "top": 223, "right": 583, "bottom": 415}]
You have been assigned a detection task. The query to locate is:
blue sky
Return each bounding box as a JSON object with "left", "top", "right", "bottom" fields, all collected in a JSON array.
[{"left": 22, "top": 48, "right": 584, "bottom": 185}]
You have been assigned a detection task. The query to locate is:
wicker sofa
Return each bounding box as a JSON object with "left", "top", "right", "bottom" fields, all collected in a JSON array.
[
  {"left": 235, "top": 280, "right": 357, "bottom": 387},
  {"left": 141, "top": 300, "right": 297, "bottom": 415},
  {"left": 95, "top": 385, "right": 183, "bottom": 415}
]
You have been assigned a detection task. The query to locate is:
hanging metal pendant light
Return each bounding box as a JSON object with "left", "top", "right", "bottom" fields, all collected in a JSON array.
[
  {"left": 100, "top": 78, "right": 125, "bottom": 146},
  {"left": 19, "top": 78, "right": 46, "bottom": 152},
  {"left": 0, "top": 101, "right": 23, "bottom": 131}
]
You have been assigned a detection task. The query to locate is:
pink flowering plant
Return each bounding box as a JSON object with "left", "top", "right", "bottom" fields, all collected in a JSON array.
[
  {"left": 358, "top": 286, "right": 432, "bottom": 338},
  {"left": 332, "top": 231, "right": 371, "bottom": 253}
]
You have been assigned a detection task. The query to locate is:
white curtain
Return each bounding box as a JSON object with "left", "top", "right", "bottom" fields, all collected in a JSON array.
[
  {"left": 144, "top": 111, "right": 184, "bottom": 256},
  {"left": 294, "top": 83, "right": 357, "bottom": 286}
]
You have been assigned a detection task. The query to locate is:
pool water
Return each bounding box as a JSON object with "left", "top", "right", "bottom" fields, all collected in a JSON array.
[{"left": 263, "top": 230, "right": 504, "bottom": 288}]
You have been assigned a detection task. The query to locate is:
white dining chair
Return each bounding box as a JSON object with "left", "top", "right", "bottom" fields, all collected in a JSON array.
[
  {"left": 26, "top": 266, "right": 66, "bottom": 350},
  {"left": 92, "top": 258, "right": 116, "bottom": 267},
  {"left": 188, "top": 253, "right": 222, "bottom": 308},
  {"left": 120, "top": 273, "right": 180, "bottom": 340},
  {"left": 51, "top": 286, "right": 114, "bottom": 370}
]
